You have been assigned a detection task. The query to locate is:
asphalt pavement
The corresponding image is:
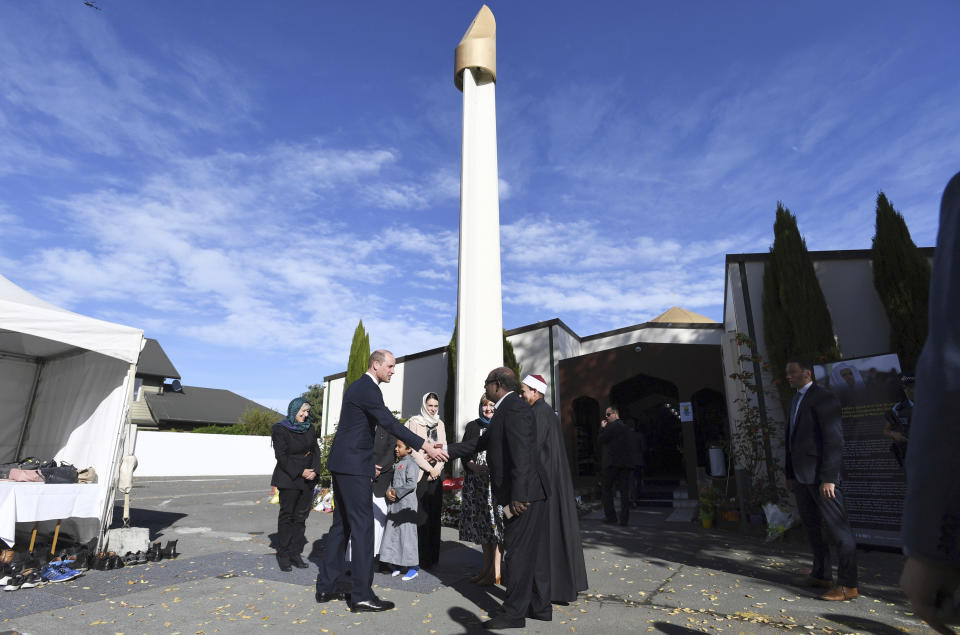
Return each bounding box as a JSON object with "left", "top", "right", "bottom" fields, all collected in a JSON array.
[{"left": 0, "top": 476, "right": 933, "bottom": 634}]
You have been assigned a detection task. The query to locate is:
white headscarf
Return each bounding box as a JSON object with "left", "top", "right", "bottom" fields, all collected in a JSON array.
[{"left": 417, "top": 392, "right": 441, "bottom": 429}]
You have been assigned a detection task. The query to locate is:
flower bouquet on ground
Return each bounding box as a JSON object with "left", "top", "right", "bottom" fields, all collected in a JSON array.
[
  {"left": 440, "top": 488, "right": 462, "bottom": 528},
  {"left": 762, "top": 502, "right": 795, "bottom": 542},
  {"left": 698, "top": 483, "right": 721, "bottom": 528}
]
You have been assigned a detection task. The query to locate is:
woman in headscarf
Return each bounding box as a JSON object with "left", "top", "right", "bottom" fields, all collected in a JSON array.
[
  {"left": 405, "top": 392, "right": 447, "bottom": 570},
  {"left": 457, "top": 394, "right": 503, "bottom": 585},
  {"left": 270, "top": 397, "right": 321, "bottom": 572}
]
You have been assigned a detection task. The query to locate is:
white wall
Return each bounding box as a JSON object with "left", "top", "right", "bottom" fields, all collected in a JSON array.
[{"left": 134, "top": 430, "right": 275, "bottom": 476}]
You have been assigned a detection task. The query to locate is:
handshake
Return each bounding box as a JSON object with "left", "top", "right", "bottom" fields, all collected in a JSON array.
[{"left": 424, "top": 442, "right": 449, "bottom": 462}]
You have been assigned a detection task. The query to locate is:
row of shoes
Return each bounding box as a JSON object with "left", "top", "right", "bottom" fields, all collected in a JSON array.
[
  {"left": 91, "top": 540, "right": 179, "bottom": 570},
  {"left": 0, "top": 539, "right": 180, "bottom": 591},
  {"left": 1, "top": 558, "right": 84, "bottom": 591}
]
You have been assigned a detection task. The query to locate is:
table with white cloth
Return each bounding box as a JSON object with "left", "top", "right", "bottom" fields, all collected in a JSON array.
[{"left": 0, "top": 482, "right": 102, "bottom": 548}]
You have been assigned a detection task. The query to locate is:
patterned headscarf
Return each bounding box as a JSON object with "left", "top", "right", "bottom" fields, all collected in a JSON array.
[{"left": 278, "top": 397, "right": 312, "bottom": 433}]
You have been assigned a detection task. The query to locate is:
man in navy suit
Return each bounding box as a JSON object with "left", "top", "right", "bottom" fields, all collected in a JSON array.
[
  {"left": 784, "top": 358, "right": 858, "bottom": 601},
  {"left": 315, "top": 350, "right": 448, "bottom": 612},
  {"left": 900, "top": 170, "right": 960, "bottom": 632}
]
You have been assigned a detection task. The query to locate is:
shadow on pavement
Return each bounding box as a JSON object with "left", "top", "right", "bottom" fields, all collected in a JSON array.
[
  {"left": 820, "top": 613, "right": 907, "bottom": 634},
  {"left": 579, "top": 512, "right": 905, "bottom": 604},
  {"left": 653, "top": 622, "right": 709, "bottom": 634},
  {"left": 447, "top": 605, "right": 489, "bottom": 633},
  {"left": 110, "top": 505, "right": 187, "bottom": 540}
]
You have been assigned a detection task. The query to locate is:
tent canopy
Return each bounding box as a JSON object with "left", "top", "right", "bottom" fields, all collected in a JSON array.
[{"left": 0, "top": 273, "right": 143, "bottom": 545}]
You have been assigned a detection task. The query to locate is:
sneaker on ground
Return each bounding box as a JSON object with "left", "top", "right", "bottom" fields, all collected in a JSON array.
[
  {"left": 3, "top": 575, "right": 23, "bottom": 591},
  {"left": 402, "top": 568, "right": 419, "bottom": 581},
  {"left": 20, "top": 571, "right": 44, "bottom": 589},
  {"left": 42, "top": 565, "right": 83, "bottom": 583}
]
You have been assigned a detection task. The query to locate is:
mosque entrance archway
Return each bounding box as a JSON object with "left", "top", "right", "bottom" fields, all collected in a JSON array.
[{"left": 610, "top": 373, "right": 683, "bottom": 481}]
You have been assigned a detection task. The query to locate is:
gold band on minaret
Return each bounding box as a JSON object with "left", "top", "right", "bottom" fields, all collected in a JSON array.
[{"left": 454, "top": 5, "right": 496, "bottom": 91}]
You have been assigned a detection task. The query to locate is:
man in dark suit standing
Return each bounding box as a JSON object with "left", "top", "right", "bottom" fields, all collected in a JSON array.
[
  {"left": 784, "top": 358, "right": 858, "bottom": 601},
  {"left": 599, "top": 404, "right": 634, "bottom": 526},
  {"left": 446, "top": 367, "right": 550, "bottom": 630},
  {"left": 900, "top": 170, "right": 960, "bottom": 632},
  {"left": 315, "top": 350, "right": 448, "bottom": 612}
]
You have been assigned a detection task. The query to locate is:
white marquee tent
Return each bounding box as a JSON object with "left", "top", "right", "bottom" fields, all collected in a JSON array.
[{"left": 0, "top": 273, "right": 143, "bottom": 548}]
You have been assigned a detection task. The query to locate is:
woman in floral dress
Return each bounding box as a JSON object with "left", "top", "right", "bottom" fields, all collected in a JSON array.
[{"left": 457, "top": 395, "right": 504, "bottom": 585}]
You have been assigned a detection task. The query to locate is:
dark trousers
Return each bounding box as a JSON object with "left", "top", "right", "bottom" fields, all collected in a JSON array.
[
  {"left": 416, "top": 477, "right": 443, "bottom": 568},
  {"left": 277, "top": 487, "right": 313, "bottom": 562},
  {"left": 602, "top": 466, "right": 632, "bottom": 523},
  {"left": 500, "top": 499, "right": 551, "bottom": 621},
  {"left": 316, "top": 473, "right": 376, "bottom": 602},
  {"left": 631, "top": 466, "right": 645, "bottom": 503},
  {"left": 793, "top": 482, "right": 858, "bottom": 587}
]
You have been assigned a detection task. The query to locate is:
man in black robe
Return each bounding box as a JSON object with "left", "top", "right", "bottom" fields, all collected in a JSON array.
[{"left": 519, "top": 373, "right": 589, "bottom": 603}]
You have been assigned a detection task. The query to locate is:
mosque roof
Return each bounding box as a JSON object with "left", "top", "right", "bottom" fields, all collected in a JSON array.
[{"left": 649, "top": 306, "right": 718, "bottom": 324}]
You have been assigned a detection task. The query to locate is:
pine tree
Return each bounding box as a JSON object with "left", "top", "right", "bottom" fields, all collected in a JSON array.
[
  {"left": 871, "top": 192, "right": 931, "bottom": 372},
  {"left": 345, "top": 320, "right": 370, "bottom": 387},
  {"left": 771, "top": 203, "right": 840, "bottom": 364}
]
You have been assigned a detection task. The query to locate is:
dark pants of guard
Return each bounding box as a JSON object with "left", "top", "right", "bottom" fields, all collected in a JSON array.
[
  {"left": 602, "top": 466, "right": 632, "bottom": 523},
  {"left": 416, "top": 477, "right": 443, "bottom": 568},
  {"left": 793, "top": 482, "right": 858, "bottom": 587},
  {"left": 316, "top": 473, "right": 376, "bottom": 602},
  {"left": 632, "top": 465, "right": 645, "bottom": 504},
  {"left": 277, "top": 487, "right": 313, "bottom": 563},
  {"left": 499, "top": 499, "right": 551, "bottom": 621}
]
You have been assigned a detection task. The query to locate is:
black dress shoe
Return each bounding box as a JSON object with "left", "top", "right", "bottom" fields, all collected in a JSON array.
[
  {"left": 290, "top": 556, "right": 309, "bottom": 569},
  {"left": 348, "top": 597, "right": 395, "bottom": 612},
  {"left": 483, "top": 615, "right": 526, "bottom": 629},
  {"left": 526, "top": 608, "right": 552, "bottom": 621},
  {"left": 315, "top": 591, "right": 347, "bottom": 603},
  {"left": 277, "top": 557, "right": 292, "bottom": 572}
]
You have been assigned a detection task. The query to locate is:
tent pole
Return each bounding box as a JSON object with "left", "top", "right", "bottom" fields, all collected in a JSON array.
[
  {"left": 98, "top": 362, "right": 138, "bottom": 550},
  {"left": 14, "top": 360, "right": 44, "bottom": 460}
]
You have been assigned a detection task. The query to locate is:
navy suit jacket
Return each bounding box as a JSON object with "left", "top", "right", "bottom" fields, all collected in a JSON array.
[
  {"left": 903, "top": 170, "right": 960, "bottom": 566},
  {"left": 448, "top": 391, "right": 546, "bottom": 506},
  {"left": 784, "top": 383, "right": 844, "bottom": 485},
  {"left": 326, "top": 374, "right": 425, "bottom": 477}
]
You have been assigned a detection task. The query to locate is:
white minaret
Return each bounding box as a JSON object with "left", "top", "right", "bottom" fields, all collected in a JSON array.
[{"left": 454, "top": 5, "right": 503, "bottom": 453}]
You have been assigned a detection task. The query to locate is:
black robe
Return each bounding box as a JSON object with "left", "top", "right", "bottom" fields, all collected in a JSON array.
[{"left": 531, "top": 398, "right": 588, "bottom": 602}]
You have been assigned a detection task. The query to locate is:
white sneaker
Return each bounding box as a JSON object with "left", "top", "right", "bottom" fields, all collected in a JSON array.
[{"left": 391, "top": 569, "right": 401, "bottom": 577}]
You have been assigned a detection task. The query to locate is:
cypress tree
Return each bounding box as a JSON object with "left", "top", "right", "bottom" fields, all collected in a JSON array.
[
  {"left": 503, "top": 330, "right": 522, "bottom": 380},
  {"left": 345, "top": 320, "right": 370, "bottom": 387},
  {"left": 443, "top": 325, "right": 457, "bottom": 443},
  {"left": 871, "top": 192, "right": 931, "bottom": 372},
  {"left": 771, "top": 203, "right": 841, "bottom": 364},
  {"left": 762, "top": 250, "right": 795, "bottom": 407}
]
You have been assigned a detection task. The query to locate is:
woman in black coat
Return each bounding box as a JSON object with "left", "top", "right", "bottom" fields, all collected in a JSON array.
[{"left": 271, "top": 397, "right": 321, "bottom": 572}]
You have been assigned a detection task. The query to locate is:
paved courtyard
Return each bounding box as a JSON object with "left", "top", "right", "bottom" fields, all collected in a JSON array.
[{"left": 0, "top": 476, "right": 932, "bottom": 634}]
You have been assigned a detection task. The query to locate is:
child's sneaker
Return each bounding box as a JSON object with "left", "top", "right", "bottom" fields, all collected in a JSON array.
[
  {"left": 391, "top": 569, "right": 402, "bottom": 577},
  {"left": 402, "top": 567, "right": 419, "bottom": 581}
]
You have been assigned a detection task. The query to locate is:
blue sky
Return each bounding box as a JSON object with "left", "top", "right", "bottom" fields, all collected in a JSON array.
[{"left": 1, "top": 2, "right": 957, "bottom": 412}]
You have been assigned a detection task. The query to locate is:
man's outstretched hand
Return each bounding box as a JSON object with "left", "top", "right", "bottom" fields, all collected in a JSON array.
[{"left": 424, "top": 442, "right": 449, "bottom": 463}]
